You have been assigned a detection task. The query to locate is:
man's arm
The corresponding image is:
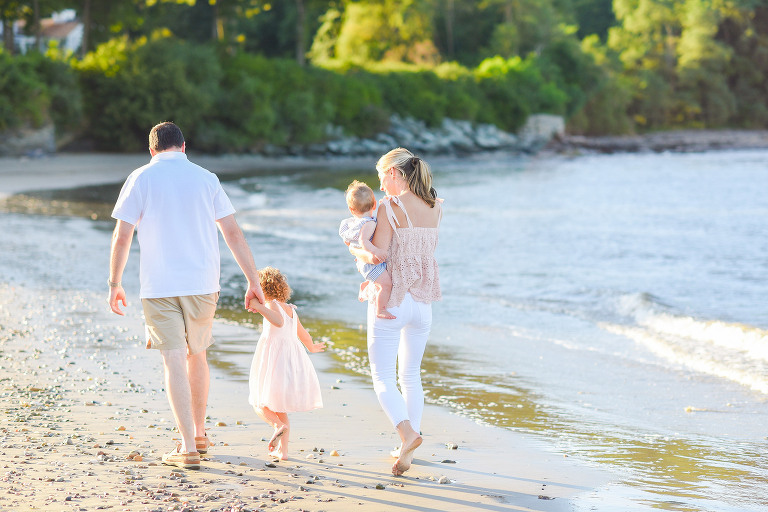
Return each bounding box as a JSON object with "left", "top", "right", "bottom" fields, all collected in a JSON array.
[
  {"left": 108, "top": 220, "right": 135, "bottom": 315},
  {"left": 216, "top": 214, "right": 265, "bottom": 309}
]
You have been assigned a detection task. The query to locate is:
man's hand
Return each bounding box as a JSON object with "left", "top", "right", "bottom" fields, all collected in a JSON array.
[
  {"left": 109, "top": 286, "right": 127, "bottom": 316},
  {"left": 245, "top": 281, "right": 265, "bottom": 311}
]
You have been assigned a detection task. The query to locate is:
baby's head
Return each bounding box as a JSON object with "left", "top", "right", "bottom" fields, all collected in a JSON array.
[
  {"left": 345, "top": 180, "right": 376, "bottom": 217},
  {"left": 259, "top": 266, "right": 292, "bottom": 302}
]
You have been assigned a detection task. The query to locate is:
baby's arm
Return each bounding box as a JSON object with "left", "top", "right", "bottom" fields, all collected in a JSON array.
[
  {"left": 297, "top": 318, "right": 326, "bottom": 353},
  {"left": 357, "top": 221, "right": 387, "bottom": 263},
  {"left": 248, "top": 299, "right": 284, "bottom": 327}
]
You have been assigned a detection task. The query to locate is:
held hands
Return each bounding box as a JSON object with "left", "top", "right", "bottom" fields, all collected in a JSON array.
[
  {"left": 247, "top": 298, "right": 264, "bottom": 314},
  {"left": 245, "top": 281, "right": 266, "bottom": 310}
]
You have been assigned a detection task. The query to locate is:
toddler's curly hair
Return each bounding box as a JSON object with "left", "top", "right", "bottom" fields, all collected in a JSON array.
[{"left": 259, "top": 266, "right": 292, "bottom": 302}]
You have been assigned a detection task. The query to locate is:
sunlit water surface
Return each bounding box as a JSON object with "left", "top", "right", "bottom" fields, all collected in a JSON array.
[{"left": 3, "top": 149, "right": 768, "bottom": 511}]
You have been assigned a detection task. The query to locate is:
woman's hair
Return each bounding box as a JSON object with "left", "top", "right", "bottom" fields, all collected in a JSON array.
[
  {"left": 376, "top": 148, "right": 437, "bottom": 207},
  {"left": 345, "top": 180, "right": 376, "bottom": 214},
  {"left": 259, "top": 266, "right": 292, "bottom": 302}
]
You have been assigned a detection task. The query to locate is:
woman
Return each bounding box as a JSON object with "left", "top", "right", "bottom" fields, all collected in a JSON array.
[{"left": 349, "top": 147, "right": 442, "bottom": 476}]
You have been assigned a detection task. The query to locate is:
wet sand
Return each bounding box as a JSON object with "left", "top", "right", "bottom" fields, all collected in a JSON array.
[{"left": 0, "top": 153, "right": 607, "bottom": 511}]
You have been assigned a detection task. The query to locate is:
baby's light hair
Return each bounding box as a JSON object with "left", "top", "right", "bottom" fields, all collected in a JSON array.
[
  {"left": 259, "top": 266, "right": 292, "bottom": 302},
  {"left": 345, "top": 180, "right": 376, "bottom": 214}
]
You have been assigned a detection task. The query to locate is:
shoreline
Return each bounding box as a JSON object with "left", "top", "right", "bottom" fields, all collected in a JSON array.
[
  {"left": 549, "top": 128, "right": 768, "bottom": 154},
  {"left": 4, "top": 128, "right": 768, "bottom": 197},
  {"left": 0, "top": 155, "right": 609, "bottom": 511},
  {"left": 0, "top": 284, "right": 604, "bottom": 512}
]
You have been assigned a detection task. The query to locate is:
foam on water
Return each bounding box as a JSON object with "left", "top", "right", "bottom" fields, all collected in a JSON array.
[{"left": 604, "top": 292, "right": 768, "bottom": 394}]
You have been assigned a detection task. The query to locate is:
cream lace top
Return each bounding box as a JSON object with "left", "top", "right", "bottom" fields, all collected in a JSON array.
[{"left": 381, "top": 196, "right": 442, "bottom": 308}]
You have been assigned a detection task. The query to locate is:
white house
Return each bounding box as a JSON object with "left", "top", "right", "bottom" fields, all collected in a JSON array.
[{"left": 1, "top": 9, "right": 83, "bottom": 54}]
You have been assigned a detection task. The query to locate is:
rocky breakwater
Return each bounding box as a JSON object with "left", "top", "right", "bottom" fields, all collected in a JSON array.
[
  {"left": 0, "top": 123, "right": 56, "bottom": 157},
  {"left": 263, "top": 113, "right": 565, "bottom": 158},
  {"left": 552, "top": 129, "right": 768, "bottom": 154}
]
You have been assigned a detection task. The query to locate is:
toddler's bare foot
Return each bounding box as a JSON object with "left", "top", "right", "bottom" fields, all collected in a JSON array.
[
  {"left": 268, "top": 439, "right": 288, "bottom": 461},
  {"left": 392, "top": 434, "right": 421, "bottom": 476},
  {"left": 268, "top": 425, "right": 287, "bottom": 451},
  {"left": 377, "top": 309, "right": 396, "bottom": 319}
]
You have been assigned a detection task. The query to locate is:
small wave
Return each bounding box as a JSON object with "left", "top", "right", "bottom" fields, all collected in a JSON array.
[
  {"left": 602, "top": 323, "right": 768, "bottom": 395},
  {"left": 617, "top": 293, "right": 768, "bottom": 362},
  {"left": 238, "top": 223, "right": 327, "bottom": 242},
  {"left": 608, "top": 293, "right": 768, "bottom": 394}
]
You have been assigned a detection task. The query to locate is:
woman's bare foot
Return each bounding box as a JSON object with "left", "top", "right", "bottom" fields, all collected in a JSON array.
[
  {"left": 376, "top": 309, "right": 396, "bottom": 319},
  {"left": 392, "top": 434, "right": 422, "bottom": 476}
]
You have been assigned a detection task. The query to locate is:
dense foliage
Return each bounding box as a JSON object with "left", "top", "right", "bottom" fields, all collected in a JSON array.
[{"left": 1, "top": 0, "right": 766, "bottom": 151}]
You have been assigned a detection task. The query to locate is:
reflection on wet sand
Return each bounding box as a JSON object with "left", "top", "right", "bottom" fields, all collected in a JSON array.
[
  {"left": 216, "top": 301, "right": 768, "bottom": 509},
  {"left": 8, "top": 177, "right": 768, "bottom": 511}
]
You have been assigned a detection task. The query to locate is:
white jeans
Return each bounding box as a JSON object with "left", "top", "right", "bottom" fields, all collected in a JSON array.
[{"left": 367, "top": 293, "right": 432, "bottom": 433}]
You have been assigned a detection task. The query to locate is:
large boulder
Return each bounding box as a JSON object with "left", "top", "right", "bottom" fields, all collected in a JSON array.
[
  {"left": 0, "top": 123, "right": 56, "bottom": 157},
  {"left": 517, "top": 114, "right": 565, "bottom": 151}
]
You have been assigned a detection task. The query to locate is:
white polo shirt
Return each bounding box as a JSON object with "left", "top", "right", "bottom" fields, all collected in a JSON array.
[{"left": 112, "top": 151, "right": 236, "bottom": 299}]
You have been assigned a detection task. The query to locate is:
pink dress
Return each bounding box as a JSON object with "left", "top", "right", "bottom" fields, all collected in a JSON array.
[{"left": 248, "top": 301, "right": 323, "bottom": 412}]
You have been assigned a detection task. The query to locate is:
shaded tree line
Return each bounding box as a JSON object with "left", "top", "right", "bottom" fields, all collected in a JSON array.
[{"left": 1, "top": 0, "right": 766, "bottom": 151}]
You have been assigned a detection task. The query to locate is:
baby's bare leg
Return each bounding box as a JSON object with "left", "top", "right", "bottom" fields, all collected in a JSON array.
[{"left": 375, "top": 271, "right": 395, "bottom": 319}]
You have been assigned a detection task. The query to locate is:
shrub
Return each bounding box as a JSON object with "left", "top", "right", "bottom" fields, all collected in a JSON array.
[
  {"left": 0, "top": 51, "right": 49, "bottom": 131},
  {"left": 30, "top": 51, "right": 83, "bottom": 135},
  {"left": 77, "top": 34, "right": 221, "bottom": 151},
  {"left": 475, "top": 55, "right": 568, "bottom": 132}
]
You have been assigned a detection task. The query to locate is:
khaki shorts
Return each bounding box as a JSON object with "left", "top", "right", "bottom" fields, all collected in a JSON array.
[{"left": 141, "top": 292, "right": 219, "bottom": 355}]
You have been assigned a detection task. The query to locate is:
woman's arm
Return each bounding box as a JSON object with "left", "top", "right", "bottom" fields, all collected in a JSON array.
[
  {"left": 248, "top": 299, "right": 284, "bottom": 327},
  {"left": 297, "top": 318, "right": 326, "bottom": 353}
]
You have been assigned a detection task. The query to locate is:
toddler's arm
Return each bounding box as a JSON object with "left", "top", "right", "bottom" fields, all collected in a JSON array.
[
  {"left": 357, "top": 221, "right": 387, "bottom": 264},
  {"left": 297, "top": 318, "right": 326, "bottom": 353},
  {"left": 248, "top": 299, "right": 284, "bottom": 327}
]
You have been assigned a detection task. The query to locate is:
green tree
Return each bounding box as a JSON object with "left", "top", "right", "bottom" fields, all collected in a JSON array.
[
  {"left": 675, "top": 0, "right": 734, "bottom": 126},
  {"left": 332, "top": 0, "right": 438, "bottom": 64},
  {"left": 0, "top": 0, "right": 29, "bottom": 54},
  {"left": 573, "top": 0, "right": 615, "bottom": 40}
]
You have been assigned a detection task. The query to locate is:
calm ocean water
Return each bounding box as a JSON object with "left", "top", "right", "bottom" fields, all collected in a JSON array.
[
  {"left": 2, "top": 148, "right": 767, "bottom": 510},
  {"left": 216, "top": 149, "right": 768, "bottom": 511}
]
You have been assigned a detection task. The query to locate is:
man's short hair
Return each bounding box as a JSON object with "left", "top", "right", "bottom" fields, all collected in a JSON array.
[{"left": 149, "top": 122, "right": 185, "bottom": 152}]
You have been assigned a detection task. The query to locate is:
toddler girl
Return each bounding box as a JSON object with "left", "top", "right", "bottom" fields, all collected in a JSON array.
[{"left": 247, "top": 267, "right": 325, "bottom": 460}]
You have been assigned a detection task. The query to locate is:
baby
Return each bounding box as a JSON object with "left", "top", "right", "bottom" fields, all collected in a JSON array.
[{"left": 339, "top": 180, "right": 395, "bottom": 319}]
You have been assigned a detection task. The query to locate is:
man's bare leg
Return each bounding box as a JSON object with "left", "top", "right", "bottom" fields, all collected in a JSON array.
[
  {"left": 187, "top": 350, "right": 209, "bottom": 439},
  {"left": 160, "top": 348, "right": 196, "bottom": 453}
]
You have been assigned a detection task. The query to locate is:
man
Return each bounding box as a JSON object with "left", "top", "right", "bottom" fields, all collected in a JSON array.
[{"left": 108, "top": 121, "right": 264, "bottom": 470}]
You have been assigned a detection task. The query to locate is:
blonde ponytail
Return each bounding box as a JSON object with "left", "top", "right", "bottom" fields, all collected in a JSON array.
[{"left": 376, "top": 148, "right": 437, "bottom": 208}]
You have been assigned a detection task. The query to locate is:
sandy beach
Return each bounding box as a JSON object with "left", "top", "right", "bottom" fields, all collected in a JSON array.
[{"left": 0, "top": 153, "right": 607, "bottom": 512}]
